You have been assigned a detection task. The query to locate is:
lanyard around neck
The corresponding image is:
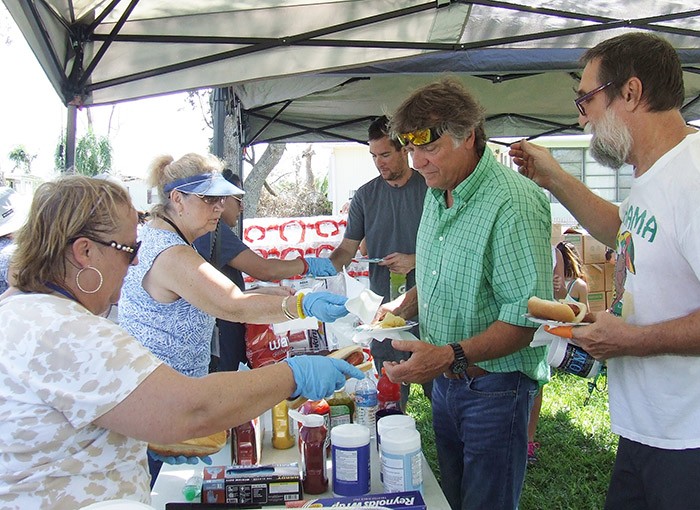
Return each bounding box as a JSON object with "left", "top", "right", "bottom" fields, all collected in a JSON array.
[
  {"left": 45, "top": 282, "right": 79, "bottom": 303},
  {"left": 160, "top": 215, "right": 191, "bottom": 246}
]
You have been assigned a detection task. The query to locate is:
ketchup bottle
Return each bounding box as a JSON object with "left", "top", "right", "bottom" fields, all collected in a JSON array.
[
  {"left": 377, "top": 368, "right": 401, "bottom": 411},
  {"left": 296, "top": 413, "right": 329, "bottom": 494},
  {"left": 376, "top": 368, "right": 403, "bottom": 440},
  {"left": 299, "top": 399, "right": 330, "bottom": 451}
]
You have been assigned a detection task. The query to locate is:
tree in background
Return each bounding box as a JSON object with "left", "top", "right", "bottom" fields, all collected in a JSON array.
[
  {"left": 197, "top": 88, "right": 330, "bottom": 219},
  {"left": 241, "top": 143, "right": 286, "bottom": 218},
  {"left": 192, "top": 88, "right": 289, "bottom": 219},
  {"left": 54, "top": 129, "right": 113, "bottom": 176},
  {"left": 75, "top": 129, "right": 112, "bottom": 176},
  {"left": 8, "top": 145, "right": 36, "bottom": 174},
  {"left": 257, "top": 143, "right": 332, "bottom": 218}
]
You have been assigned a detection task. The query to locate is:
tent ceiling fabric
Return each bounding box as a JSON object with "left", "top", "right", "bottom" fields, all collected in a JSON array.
[{"left": 5, "top": 0, "right": 700, "bottom": 144}]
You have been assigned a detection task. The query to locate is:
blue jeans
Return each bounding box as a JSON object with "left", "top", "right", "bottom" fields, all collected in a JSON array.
[{"left": 432, "top": 371, "right": 537, "bottom": 510}]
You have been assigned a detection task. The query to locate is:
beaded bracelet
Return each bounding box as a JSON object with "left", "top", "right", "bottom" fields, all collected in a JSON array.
[
  {"left": 296, "top": 292, "right": 306, "bottom": 320},
  {"left": 281, "top": 295, "right": 296, "bottom": 321},
  {"left": 300, "top": 257, "right": 309, "bottom": 276}
]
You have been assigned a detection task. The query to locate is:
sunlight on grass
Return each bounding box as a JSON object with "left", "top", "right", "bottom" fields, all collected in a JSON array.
[{"left": 405, "top": 371, "right": 616, "bottom": 510}]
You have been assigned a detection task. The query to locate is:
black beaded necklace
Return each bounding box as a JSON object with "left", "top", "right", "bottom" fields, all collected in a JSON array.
[{"left": 160, "top": 215, "right": 194, "bottom": 248}]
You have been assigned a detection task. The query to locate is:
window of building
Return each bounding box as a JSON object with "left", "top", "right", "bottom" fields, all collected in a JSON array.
[{"left": 548, "top": 148, "right": 632, "bottom": 203}]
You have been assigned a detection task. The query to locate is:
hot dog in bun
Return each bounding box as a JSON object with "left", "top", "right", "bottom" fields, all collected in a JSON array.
[
  {"left": 288, "top": 345, "right": 373, "bottom": 409},
  {"left": 326, "top": 344, "right": 374, "bottom": 373},
  {"left": 527, "top": 296, "right": 588, "bottom": 323},
  {"left": 148, "top": 430, "right": 227, "bottom": 458}
]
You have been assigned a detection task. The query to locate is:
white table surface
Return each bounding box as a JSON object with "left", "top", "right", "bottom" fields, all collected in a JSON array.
[{"left": 150, "top": 435, "right": 448, "bottom": 508}]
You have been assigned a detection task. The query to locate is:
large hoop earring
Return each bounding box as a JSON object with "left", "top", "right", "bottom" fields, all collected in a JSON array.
[{"left": 76, "top": 266, "right": 103, "bottom": 294}]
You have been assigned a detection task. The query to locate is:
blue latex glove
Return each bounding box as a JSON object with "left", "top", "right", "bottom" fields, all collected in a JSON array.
[
  {"left": 302, "top": 291, "right": 349, "bottom": 322},
  {"left": 304, "top": 257, "right": 337, "bottom": 277},
  {"left": 285, "top": 355, "right": 366, "bottom": 399},
  {"left": 148, "top": 449, "right": 213, "bottom": 466}
]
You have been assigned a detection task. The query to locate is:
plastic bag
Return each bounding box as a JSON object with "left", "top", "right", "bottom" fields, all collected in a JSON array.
[{"left": 245, "top": 324, "right": 290, "bottom": 368}]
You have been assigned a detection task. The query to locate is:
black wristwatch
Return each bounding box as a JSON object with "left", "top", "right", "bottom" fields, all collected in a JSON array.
[{"left": 449, "top": 343, "right": 468, "bottom": 375}]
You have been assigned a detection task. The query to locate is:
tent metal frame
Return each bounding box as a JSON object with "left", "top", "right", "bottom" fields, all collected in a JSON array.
[
  {"left": 6, "top": 0, "right": 700, "bottom": 168},
  {"left": 20, "top": 1, "right": 700, "bottom": 106}
]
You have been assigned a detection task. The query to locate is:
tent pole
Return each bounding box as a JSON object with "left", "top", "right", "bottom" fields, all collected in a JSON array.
[
  {"left": 65, "top": 104, "right": 77, "bottom": 173},
  {"left": 211, "top": 88, "right": 227, "bottom": 159},
  {"left": 222, "top": 91, "right": 244, "bottom": 234}
]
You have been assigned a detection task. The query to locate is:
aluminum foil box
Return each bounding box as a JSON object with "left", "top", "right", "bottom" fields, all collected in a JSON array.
[{"left": 203, "top": 463, "right": 302, "bottom": 506}]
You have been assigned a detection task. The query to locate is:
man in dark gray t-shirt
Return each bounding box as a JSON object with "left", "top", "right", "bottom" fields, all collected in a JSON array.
[{"left": 330, "top": 116, "right": 431, "bottom": 408}]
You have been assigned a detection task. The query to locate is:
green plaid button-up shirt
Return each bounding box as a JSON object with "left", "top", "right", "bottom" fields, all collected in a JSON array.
[{"left": 416, "top": 147, "right": 552, "bottom": 384}]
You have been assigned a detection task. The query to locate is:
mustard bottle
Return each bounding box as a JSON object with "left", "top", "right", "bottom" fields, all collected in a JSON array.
[{"left": 272, "top": 399, "right": 295, "bottom": 449}]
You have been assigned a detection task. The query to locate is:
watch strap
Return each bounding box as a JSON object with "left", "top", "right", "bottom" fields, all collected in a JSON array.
[{"left": 449, "top": 343, "right": 468, "bottom": 374}]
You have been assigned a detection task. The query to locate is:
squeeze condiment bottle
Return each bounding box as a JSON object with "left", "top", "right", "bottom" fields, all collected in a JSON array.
[
  {"left": 377, "top": 367, "right": 401, "bottom": 411},
  {"left": 271, "top": 400, "right": 295, "bottom": 449},
  {"left": 299, "top": 398, "right": 331, "bottom": 451},
  {"left": 289, "top": 410, "right": 328, "bottom": 494}
]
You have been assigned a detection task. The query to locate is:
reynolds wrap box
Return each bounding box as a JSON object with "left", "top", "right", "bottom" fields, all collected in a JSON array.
[
  {"left": 285, "top": 491, "right": 426, "bottom": 509},
  {"left": 203, "top": 464, "right": 302, "bottom": 506}
]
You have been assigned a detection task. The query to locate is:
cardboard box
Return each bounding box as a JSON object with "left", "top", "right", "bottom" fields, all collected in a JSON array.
[
  {"left": 606, "top": 291, "right": 615, "bottom": 309},
  {"left": 202, "top": 464, "right": 302, "bottom": 506},
  {"left": 604, "top": 262, "right": 615, "bottom": 291},
  {"left": 583, "top": 264, "right": 605, "bottom": 293},
  {"left": 564, "top": 233, "right": 608, "bottom": 264},
  {"left": 582, "top": 235, "right": 608, "bottom": 264},
  {"left": 286, "top": 490, "right": 427, "bottom": 509},
  {"left": 588, "top": 292, "right": 606, "bottom": 312},
  {"left": 551, "top": 223, "right": 566, "bottom": 246},
  {"left": 563, "top": 233, "right": 583, "bottom": 258}
]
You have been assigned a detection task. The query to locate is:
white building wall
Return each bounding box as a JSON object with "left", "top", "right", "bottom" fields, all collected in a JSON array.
[
  {"left": 328, "top": 143, "right": 378, "bottom": 215},
  {"left": 121, "top": 178, "right": 154, "bottom": 212}
]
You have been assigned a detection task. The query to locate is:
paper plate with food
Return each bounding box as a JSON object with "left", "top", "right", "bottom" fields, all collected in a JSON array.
[
  {"left": 356, "top": 312, "right": 417, "bottom": 332},
  {"left": 525, "top": 296, "right": 591, "bottom": 338},
  {"left": 352, "top": 257, "right": 384, "bottom": 263}
]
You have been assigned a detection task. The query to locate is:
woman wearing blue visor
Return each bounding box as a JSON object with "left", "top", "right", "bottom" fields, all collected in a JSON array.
[{"left": 118, "top": 153, "right": 354, "bottom": 483}]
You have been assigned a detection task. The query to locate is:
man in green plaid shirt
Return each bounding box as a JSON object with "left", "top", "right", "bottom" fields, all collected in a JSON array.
[{"left": 383, "top": 79, "right": 553, "bottom": 510}]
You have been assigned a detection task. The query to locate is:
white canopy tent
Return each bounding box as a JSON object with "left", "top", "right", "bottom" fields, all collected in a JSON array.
[{"left": 4, "top": 0, "right": 700, "bottom": 151}]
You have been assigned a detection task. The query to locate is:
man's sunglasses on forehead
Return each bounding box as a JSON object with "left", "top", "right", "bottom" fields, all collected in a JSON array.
[{"left": 397, "top": 127, "right": 442, "bottom": 147}]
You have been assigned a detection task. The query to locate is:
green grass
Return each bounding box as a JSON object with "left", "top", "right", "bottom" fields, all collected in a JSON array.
[{"left": 405, "top": 371, "right": 616, "bottom": 510}]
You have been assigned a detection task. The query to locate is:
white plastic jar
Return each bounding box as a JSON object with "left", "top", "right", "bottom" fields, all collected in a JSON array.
[
  {"left": 376, "top": 413, "right": 416, "bottom": 451},
  {"left": 380, "top": 427, "right": 423, "bottom": 494}
]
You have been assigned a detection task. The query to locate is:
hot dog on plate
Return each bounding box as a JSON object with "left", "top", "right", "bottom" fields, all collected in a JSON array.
[{"left": 527, "top": 296, "right": 588, "bottom": 323}]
